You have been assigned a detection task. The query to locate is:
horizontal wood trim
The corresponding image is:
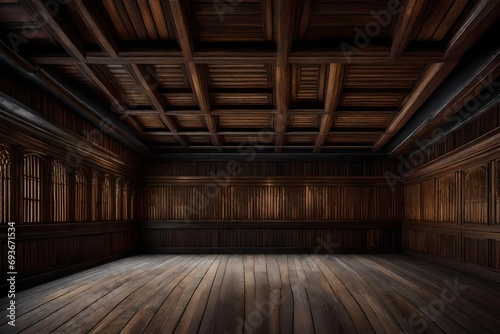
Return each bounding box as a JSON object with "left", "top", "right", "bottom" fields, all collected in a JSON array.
[
  {"left": 140, "top": 176, "right": 402, "bottom": 186},
  {"left": 141, "top": 224, "right": 402, "bottom": 253},
  {"left": 404, "top": 127, "right": 500, "bottom": 181},
  {"left": 0, "top": 100, "right": 140, "bottom": 177},
  {"left": 403, "top": 221, "right": 500, "bottom": 236},
  {"left": 142, "top": 221, "right": 402, "bottom": 229},
  {"left": 0, "top": 221, "right": 139, "bottom": 241}
]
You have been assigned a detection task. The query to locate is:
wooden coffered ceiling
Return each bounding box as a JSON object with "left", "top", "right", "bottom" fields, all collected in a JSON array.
[{"left": 0, "top": 0, "right": 499, "bottom": 156}]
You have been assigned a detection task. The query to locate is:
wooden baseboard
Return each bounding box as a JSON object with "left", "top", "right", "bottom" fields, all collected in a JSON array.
[
  {"left": 143, "top": 247, "right": 402, "bottom": 254},
  {"left": 403, "top": 250, "right": 500, "bottom": 283}
]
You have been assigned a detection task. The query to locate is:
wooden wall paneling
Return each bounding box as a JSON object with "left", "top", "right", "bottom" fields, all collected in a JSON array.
[
  {"left": 379, "top": 185, "right": 403, "bottom": 221},
  {"left": 403, "top": 119, "right": 500, "bottom": 271},
  {"left": 140, "top": 222, "right": 401, "bottom": 253},
  {"left": 438, "top": 173, "right": 458, "bottom": 224},
  {"left": 0, "top": 78, "right": 142, "bottom": 177},
  {"left": 420, "top": 178, "right": 436, "bottom": 222},
  {"left": 494, "top": 238, "right": 500, "bottom": 270},
  {"left": 462, "top": 234, "right": 489, "bottom": 267},
  {"left": 0, "top": 222, "right": 139, "bottom": 290},
  {"left": 139, "top": 181, "right": 403, "bottom": 222},
  {"left": 405, "top": 183, "right": 420, "bottom": 221},
  {"left": 495, "top": 160, "right": 500, "bottom": 225},
  {"left": 463, "top": 164, "right": 489, "bottom": 225}
]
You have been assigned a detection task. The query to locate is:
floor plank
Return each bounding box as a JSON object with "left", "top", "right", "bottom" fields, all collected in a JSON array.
[{"left": 1, "top": 254, "right": 499, "bottom": 334}]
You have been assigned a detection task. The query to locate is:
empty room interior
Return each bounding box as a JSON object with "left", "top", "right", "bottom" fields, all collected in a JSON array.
[{"left": 0, "top": 0, "right": 500, "bottom": 333}]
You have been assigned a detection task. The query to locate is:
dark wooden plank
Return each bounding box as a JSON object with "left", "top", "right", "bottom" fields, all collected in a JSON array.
[
  {"left": 275, "top": 255, "right": 294, "bottom": 334},
  {"left": 87, "top": 255, "right": 207, "bottom": 333},
  {"left": 172, "top": 255, "right": 224, "bottom": 333},
  {"left": 288, "top": 254, "right": 315, "bottom": 333},
  {"left": 356, "top": 255, "right": 494, "bottom": 333},
  {"left": 47, "top": 256, "right": 187, "bottom": 333},
  {"left": 139, "top": 255, "right": 217, "bottom": 333},
  {"left": 1, "top": 254, "right": 500, "bottom": 334},
  {"left": 0, "top": 256, "right": 170, "bottom": 333},
  {"left": 197, "top": 254, "right": 230, "bottom": 333}
]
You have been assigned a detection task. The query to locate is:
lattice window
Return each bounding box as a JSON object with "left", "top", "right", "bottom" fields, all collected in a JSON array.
[
  {"left": 75, "top": 167, "right": 88, "bottom": 222},
  {"left": 0, "top": 144, "right": 11, "bottom": 223},
  {"left": 24, "top": 154, "right": 44, "bottom": 223},
  {"left": 92, "top": 171, "right": 100, "bottom": 221},
  {"left": 102, "top": 174, "right": 112, "bottom": 221},
  {"left": 123, "top": 181, "right": 130, "bottom": 220},
  {"left": 115, "top": 178, "right": 122, "bottom": 220},
  {"left": 52, "top": 161, "right": 68, "bottom": 222}
]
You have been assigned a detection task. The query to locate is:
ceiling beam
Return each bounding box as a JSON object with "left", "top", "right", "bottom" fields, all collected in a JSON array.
[
  {"left": 379, "top": 27, "right": 500, "bottom": 155},
  {"left": 0, "top": 45, "right": 149, "bottom": 153},
  {"left": 390, "top": 0, "right": 427, "bottom": 59},
  {"left": 16, "top": 0, "right": 151, "bottom": 145},
  {"left": 273, "top": 0, "right": 294, "bottom": 153},
  {"left": 372, "top": 62, "right": 458, "bottom": 151},
  {"left": 314, "top": 64, "right": 346, "bottom": 153},
  {"left": 18, "top": 0, "right": 147, "bottom": 129},
  {"left": 27, "top": 51, "right": 446, "bottom": 66},
  {"left": 74, "top": 0, "right": 118, "bottom": 58},
  {"left": 144, "top": 130, "right": 383, "bottom": 136},
  {"left": 445, "top": 0, "right": 500, "bottom": 61},
  {"left": 19, "top": 0, "right": 86, "bottom": 62},
  {"left": 69, "top": 0, "right": 187, "bottom": 148},
  {"left": 168, "top": 0, "right": 221, "bottom": 151},
  {"left": 126, "top": 64, "right": 189, "bottom": 148}
]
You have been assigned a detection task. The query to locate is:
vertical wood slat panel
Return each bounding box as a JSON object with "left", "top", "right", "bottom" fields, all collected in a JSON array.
[
  {"left": 496, "top": 160, "right": 500, "bottom": 225},
  {"left": 438, "top": 173, "right": 457, "bottom": 224},
  {"left": 405, "top": 183, "right": 420, "bottom": 221},
  {"left": 139, "top": 183, "right": 403, "bottom": 222},
  {"left": 0, "top": 222, "right": 138, "bottom": 289},
  {"left": 421, "top": 179, "right": 436, "bottom": 222},
  {"left": 140, "top": 224, "right": 401, "bottom": 252}
]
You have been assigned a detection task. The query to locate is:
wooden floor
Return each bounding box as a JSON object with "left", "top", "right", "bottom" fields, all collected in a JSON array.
[{"left": 1, "top": 254, "right": 500, "bottom": 334}]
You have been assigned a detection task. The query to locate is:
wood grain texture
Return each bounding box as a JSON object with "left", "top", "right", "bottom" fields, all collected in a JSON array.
[{"left": 1, "top": 254, "right": 499, "bottom": 334}]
